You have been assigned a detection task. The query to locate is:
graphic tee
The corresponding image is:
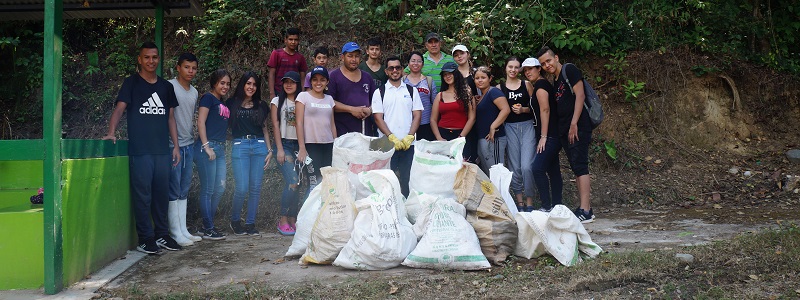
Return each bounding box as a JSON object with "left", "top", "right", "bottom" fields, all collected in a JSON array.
[
  {"left": 500, "top": 81, "right": 533, "bottom": 123},
  {"left": 267, "top": 48, "right": 308, "bottom": 94},
  {"left": 326, "top": 68, "right": 376, "bottom": 136},
  {"left": 296, "top": 91, "right": 336, "bottom": 144},
  {"left": 270, "top": 96, "right": 298, "bottom": 140},
  {"left": 117, "top": 73, "right": 178, "bottom": 155},
  {"left": 229, "top": 103, "right": 266, "bottom": 138},
  {"left": 198, "top": 93, "right": 230, "bottom": 142},
  {"left": 554, "top": 64, "right": 592, "bottom": 134}
]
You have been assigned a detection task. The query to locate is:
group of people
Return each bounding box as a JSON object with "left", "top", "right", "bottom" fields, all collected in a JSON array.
[{"left": 103, "top": 28, "right": 596, "bottom": 255}]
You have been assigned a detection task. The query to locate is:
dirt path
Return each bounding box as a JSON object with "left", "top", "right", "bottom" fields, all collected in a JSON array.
[{"left": 101, "top": 205, "right": 795, "bottom": 295}]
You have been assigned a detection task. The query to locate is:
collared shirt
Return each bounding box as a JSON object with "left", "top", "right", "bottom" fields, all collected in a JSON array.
[{"left": 371, "top": 81, "right": 423, "bottom": 138}]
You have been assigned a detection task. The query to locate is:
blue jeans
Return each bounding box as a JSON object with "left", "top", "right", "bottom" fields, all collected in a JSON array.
[
  {"left": 130, "top": 154, "right": 170, "bottom": 242},
  {"left": 230, "top": 138, "right": 268, "bottom": 225},
  {"left": 278, "top": 139, "right": 301, "bottom": 217},
  {"left": 169, "top": 145, "right": 194, "bottom": 201},
  {"left": 195, "top": 140, "right": 226, "bottom": 230},
  {"left": 391, "top": 145, "right": 414, "bottom": 197},
  {"left": 505, "top": 122, "right": 536, "bottom": 197},
  {"left": 531, "top": 136, "right": 563, "bottom": 209}
]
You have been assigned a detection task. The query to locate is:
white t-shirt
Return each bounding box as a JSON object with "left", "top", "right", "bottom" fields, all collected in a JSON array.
[
  {"left": 296, "top": 92, "right": 336, "bottom": 144},
  {"left": 371, "top": 81, "right": 423, "bottom": 138},
  {"left": 270, "top": 96, "right": 298, "bottom": 140}
]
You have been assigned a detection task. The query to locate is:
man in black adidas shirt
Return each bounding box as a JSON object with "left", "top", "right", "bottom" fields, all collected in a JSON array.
[
  {"left": 536, "top": 46, "right": 595, "bottom": 223},
  {"left": 103, "top": 42, "right": 182, "bottom": 254}
]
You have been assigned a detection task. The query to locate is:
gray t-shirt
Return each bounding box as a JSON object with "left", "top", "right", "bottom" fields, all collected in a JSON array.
[{"left": 168, "top": 78, "right": 198, "bottom": 147}]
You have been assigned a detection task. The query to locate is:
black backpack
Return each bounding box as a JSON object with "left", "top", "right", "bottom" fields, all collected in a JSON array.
[
  {"left": 378, "top": 84, "right": 416, "bottom": 103},
  {"left": 561, "top": 63, "right": 604, "bottom": 129}
]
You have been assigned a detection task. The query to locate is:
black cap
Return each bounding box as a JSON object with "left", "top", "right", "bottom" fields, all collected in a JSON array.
[
  {"left": 425, "top": 32, "right": 441, "bottom": 42},
  {"left": 281, "top": 71, "right": 301, "bottom": 83},
  {"left": 441, "top": 61, "right": 458, "bottom": 72}
]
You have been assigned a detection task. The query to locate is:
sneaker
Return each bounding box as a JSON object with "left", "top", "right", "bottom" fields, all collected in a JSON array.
[
  {"left": 202, "top": 227, "right": 226, "bottom": 240},
  {"left": 137, "top": 238, "right": 160, "bottom": 254},
  {"left": 516, "top": 204, "right": 524, "bottom": 212},
  {"left": 245, "top": 223, "right": 261, "bottom": 236},
  {"left": 230, "top": 220, "right": 247, "bottom": 235},
  {"left": 277, "top": 222, "right": 295, "bottom": 236},
  {"left": 574, "top": 208, "right": 596, "bottom": 223},
  {"left": 156, "top": 235, "right": 182, "bottom": 251}
]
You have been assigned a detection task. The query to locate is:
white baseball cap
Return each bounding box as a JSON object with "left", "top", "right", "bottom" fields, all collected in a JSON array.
[
  {"left": 451, "top": 44, "right": 469, "bottom": 55},
  {"left": 521, "top": 58, "right": 541, "bottom": 68}
]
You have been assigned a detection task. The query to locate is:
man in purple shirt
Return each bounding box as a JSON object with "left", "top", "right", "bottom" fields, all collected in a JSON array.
[{"left": 327, "top": 42, "right": 377, "bottom": 136}]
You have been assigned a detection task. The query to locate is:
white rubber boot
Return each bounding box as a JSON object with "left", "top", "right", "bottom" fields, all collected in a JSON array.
[
  {"left": 178, "top": 199, "right": 202, "bottom": 242},
  {"left": 169, "top": 201, "right": 193, "bottom": 246}
]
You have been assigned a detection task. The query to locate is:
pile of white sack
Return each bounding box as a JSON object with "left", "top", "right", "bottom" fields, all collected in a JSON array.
[{"left": 285, "top": 133, "right": 602, "bottom": 270}]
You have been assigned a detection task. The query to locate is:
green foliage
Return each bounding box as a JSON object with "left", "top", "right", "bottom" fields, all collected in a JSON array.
[
  {"left": 622, "top": 80, "right": 646, "bottom": 102},
  {"left": 604, "top": 140, "right": 618, "bottom": 161}
]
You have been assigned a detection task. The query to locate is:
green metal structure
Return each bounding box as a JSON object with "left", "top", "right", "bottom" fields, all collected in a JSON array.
[{"left": 0, "top": 0, "right": 203, "bottom": 294}]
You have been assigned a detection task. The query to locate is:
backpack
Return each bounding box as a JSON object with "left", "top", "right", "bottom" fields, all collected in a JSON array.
[
  {"left": 561, "top": 63, "right": 604, "bottom": 129},
  {"left": 378, "top": 83, "right": 416, "bottom": 104}
]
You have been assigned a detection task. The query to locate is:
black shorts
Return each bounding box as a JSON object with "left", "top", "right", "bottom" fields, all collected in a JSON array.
[{"left": 560, "top": 131, "right": 591, "bottom": 176}]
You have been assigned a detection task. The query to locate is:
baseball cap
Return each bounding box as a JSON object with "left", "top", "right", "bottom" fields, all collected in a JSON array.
[
  {"left": 425, "top": 32, "right": 441, "bottom": 42},
  {"left": 441, "top": 61, "right": 458, "bottom": 73},
  {"left": 521, "top": 58, "right": 541, "bottom": 68},
  {"left": 451, "top": 44, "right": 468, "bottom": 55},
  {"left": 309, "top": 66, "right": 329, "bottom": 80},
  {"left": 281, "top": 71, "right": 301, "bottom": 83},
  {"left": 341, "top": 42, "right": 361, "bottom": 54}
]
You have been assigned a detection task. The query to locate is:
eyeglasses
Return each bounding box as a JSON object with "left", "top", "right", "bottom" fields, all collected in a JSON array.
[{"left": 386, "top": 66, "right": 403, "bottom": 71}]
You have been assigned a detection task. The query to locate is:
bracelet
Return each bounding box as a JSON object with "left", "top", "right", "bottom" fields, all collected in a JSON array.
[
  {"left": 540, "top": 136, "right": 547, "bottom": 139},
  {"left": 201, "top": 141, "right": 210, "bottom": 147}
]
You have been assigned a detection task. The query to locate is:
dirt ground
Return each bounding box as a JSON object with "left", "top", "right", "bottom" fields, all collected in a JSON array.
[{"left": 100, "top": 202, "right": 797, "bottom": 296}]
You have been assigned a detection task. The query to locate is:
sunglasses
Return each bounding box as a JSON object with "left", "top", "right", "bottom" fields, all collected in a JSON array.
[{"left": 386, "top": 66, "right": 403, "bottom": 71}]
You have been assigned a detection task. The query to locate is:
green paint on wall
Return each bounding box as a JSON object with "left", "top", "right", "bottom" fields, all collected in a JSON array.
[
  {"left": 0, "top": 205, "right": 44, "bottom": 290},
  {"left": 61, "top": 157, "right": 135, "bottom": 286},
  {"left": 0, "top": 160, "right": 43, "bottom": 189}
]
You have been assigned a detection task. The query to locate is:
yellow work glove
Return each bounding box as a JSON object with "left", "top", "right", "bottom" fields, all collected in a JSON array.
[
  {"left": 388, "top": 134, "right": 404, "bottom": 151},
  {"left": 401, "top": 134, "right": 415, "bottom": 150}
]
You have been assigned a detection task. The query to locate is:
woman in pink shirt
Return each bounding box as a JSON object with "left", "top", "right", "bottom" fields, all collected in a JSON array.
[{"left": 295, "top": 66, "right": 337, "bottom": 193}]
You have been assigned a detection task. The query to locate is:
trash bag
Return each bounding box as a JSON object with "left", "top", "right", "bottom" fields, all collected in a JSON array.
[
  {"left": 489, "top": 164, "right": 516, "bottom": 219},
  {"left": 333, "top": 170, "right": 417, "bottom": 270},
  {"left": 514, "top": 205, "right": 603, "bottom": 266},
  {"left": 453, "top": 163, "right": 518, "bottom": 264},
  {"left": 332, "top": 132, "right": 395, "bottom": 199},
  {"left": 285, "top": 183, "right": 323, "bottom": 257},
  {"left": 406, "top": 138, "right": 465, "bottom": 223},
  {"left": 402, "top": 197, "right": 490, "bottom": 270},
  {"left": 300, "top": 167, "right": 358, "bottom": 265}
]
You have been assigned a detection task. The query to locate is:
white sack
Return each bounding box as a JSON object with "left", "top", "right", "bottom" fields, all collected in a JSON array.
[
  {"left": 333, "top": 170, "right": 417, "bottom": 270},
  {"left": 332, "top": 132, "right": 395, "bottom": 199},
  {"left": 514, "top": 205, "right": 603, "bottom": 266},
  {"left": 489, "top": 164, "right": 516, "bottom": 219},
  {"left": 285, "top": 184, "right": 323, "bottom": 257},
  {"left": 300, "top": 167, "right": 358, "bottom": 265},
  {"left": 408, "top": 138, "right": 465, "bottom": 201}
]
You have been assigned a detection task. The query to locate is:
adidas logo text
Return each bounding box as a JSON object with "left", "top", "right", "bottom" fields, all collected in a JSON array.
[{"left": 140, "top": 92, "right": 166, "bottom": 115}]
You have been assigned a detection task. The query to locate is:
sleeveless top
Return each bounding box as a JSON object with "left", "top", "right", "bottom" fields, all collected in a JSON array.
[
  {"left": 500, "top": 80, "right": 533, "bottom": 123},
  {"left": 438, "top": 96, "right": 468, "bottom": 129}
]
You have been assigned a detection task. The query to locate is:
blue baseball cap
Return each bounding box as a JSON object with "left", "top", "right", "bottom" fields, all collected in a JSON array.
[
  {"left": 310, "top": 66, "right": 329, "bottom": 80},
  {"left": 281, "top": 71, "right": 301, "bottom": 83},
  {"left": 341, "top": 42, "right": 361, "bottom": 54}
]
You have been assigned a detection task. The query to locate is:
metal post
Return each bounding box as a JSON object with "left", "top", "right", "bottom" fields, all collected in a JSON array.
[
  {"left": 155, "top": 2, "right": 164, "bottom": 76},
  {"left": 43, "top": 0, "right": 64, "bottom": 294}
]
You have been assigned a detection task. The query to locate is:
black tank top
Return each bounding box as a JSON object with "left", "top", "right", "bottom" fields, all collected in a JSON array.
[{"left": 500, "top": 81, "right": 533, "bottom": 123}]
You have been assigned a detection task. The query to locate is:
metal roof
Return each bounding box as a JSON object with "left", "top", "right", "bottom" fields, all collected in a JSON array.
[{"left": 0, "top": 0, "right": 203, "bottom": 20}]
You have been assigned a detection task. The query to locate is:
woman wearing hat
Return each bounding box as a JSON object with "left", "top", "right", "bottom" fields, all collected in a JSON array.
[
  {"left": 452, "top": 44, "right": 477, "bottom": 96},
  {"left": 523, "top": 57, "right": 562, "bottom": 212},
  {"left": 296, "top": 66, "right": 337, "bottom": 194},
  {"left": 227, "top": 71, "right": 273, "bottom": 236},
  {"left": 498, "top": 56, "right": 536, "bottom": 212},
  {"left": 430, "top": 61, "right": 477, "bottom": 161},
  {"left": 270, "top": 71, "right": 302, "bottom": 235}
]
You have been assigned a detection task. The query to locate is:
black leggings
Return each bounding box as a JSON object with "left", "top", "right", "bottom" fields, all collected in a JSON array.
[{"left": 304, "top": 143, "right": 333, "bottom": 188}]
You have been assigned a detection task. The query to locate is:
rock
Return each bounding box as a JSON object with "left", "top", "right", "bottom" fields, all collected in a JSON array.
[
  {"left": 675, "top": 253, "right": 694, "bottom": 263},
  {"left": 729, "top": 167, "right": 739, "bottom": 174},
  {"left": 743, "top": 171, "right": 752, "bottom": 177},
  {"left": 787, "top": 149, "right": 800, "bottom": 164},
  {"left": 493, "top": 274, "right": 504, "bottom": 280},
  {"left": 784, "top": 175, "right": 800, "bottom": 192}
]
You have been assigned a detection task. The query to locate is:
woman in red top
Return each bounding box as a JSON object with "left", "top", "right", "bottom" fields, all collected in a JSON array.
[{"left": 430, "top": 61, "right": 476, "bottom": 161}]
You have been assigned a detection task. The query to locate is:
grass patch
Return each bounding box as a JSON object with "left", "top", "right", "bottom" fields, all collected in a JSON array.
[{"left": 106, "top": 223, "right": 799, "bottom": 299}]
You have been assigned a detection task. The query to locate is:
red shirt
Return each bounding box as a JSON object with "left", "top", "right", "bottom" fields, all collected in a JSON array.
[
  {"left": 437, "top": 99, "right": 467, "bottom": 129},
  {"left": 267, "top": 48, "right": 308, "bottom": 94}
]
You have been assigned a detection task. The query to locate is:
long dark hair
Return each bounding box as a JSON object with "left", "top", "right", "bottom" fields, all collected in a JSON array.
[
  {"left": 440, "top": 69, "right": 472, "bottom": 114},
  {"left": 276, "top": 77, "right": 301, "bottom": 122},
  {"left": 227, "top": 71, "right": 268, "bottom": 129}
]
